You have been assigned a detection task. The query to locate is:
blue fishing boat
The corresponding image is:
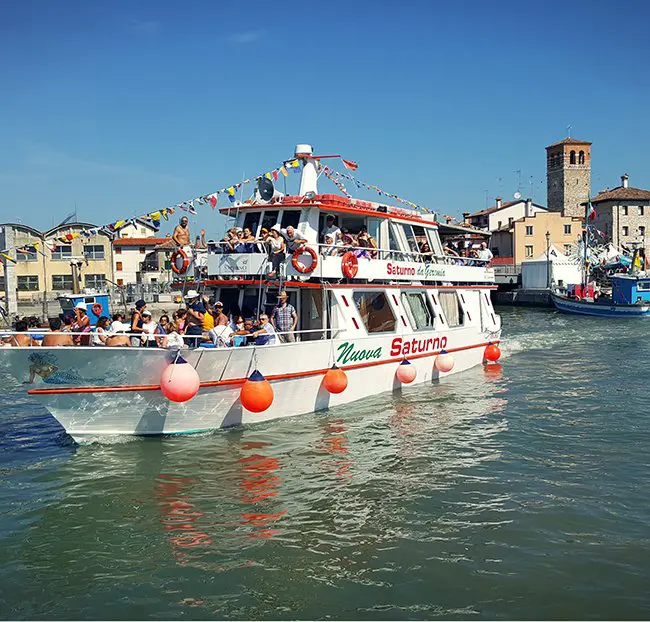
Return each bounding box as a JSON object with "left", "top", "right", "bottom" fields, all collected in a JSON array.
[{"left": 551, "top": 274, "right": 650, "bottom": 317}]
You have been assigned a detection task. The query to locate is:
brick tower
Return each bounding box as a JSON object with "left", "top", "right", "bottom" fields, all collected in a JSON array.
[{"left": 546, "top": 138, "right": 591, "bottom": 217}]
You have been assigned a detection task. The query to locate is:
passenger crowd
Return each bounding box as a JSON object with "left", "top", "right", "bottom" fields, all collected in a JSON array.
[{"left": 2, "top": 290, "right": 299, "bottom": 350}]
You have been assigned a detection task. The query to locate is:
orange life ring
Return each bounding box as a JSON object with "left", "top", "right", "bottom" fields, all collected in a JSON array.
[
  {"left": 291, "top": 246, "right": 318, "bottom": 274},
  {"left": 91, "top": 302, "right": 103, "bottom": 316},
  {"left": 171, "top": 249, "right": 189, "bottom": 275},
  {"left": 341, "top": 251, "right": 359, "bottom": 279}
]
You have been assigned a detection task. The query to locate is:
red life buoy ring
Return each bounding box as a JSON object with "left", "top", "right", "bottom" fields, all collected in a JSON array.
[
  {"left": 341, "top": 251, "right": 359, "bottom": 279},
  {"left": 91, "top": 302, "right": 103, "bottom": 316},
  {"left": 291, "top": 246, "right": 318, "bottom": 274},
  {"left": 171, "top": 249, "right": 189, "bottom": 275}
]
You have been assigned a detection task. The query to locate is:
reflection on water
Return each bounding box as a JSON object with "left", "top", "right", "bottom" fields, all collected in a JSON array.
[{"left": 4, "top": 308, "right": 650, "bottom": 619}]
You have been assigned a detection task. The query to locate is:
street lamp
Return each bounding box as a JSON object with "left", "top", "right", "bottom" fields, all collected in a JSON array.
[{"left": 545, "top": 230, "right": 551, "bottom": 289}]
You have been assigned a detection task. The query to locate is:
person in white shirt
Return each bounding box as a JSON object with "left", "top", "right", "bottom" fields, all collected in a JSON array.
[
  {"left": 477, "top": 242, "right": 494, "bottom": 262},
  {"left": 210, "top": 324, "right": 234, "bottom": 347},
  {"left": 282, "top": 225, "right": 308, "bottom": 253},
  {"left": 140, "top": 311, "right": 158, "bottom": 347},
  {"left": 251, "top": 314, "right": 277, "bottom": 346},
  {"left": 321, "top": 214, "right": 341, "bottom": 242}
]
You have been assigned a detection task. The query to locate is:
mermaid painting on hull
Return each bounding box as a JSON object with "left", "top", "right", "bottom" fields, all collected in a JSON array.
[{"left": 26, "top": 352, "right": 126, "bottom": 386}]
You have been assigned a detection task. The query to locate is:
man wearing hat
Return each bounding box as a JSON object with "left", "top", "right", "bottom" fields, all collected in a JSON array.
[
  {"left": 213, "top": 301, "right": 229, "bottom": 327},
  {"left": 321, "top": 214, "right": 341, "bottom": 242},
  {"left": 73, "top": 301, "right": 91, "bottom": 346},
  {"left": 183, "top": 290, "right": 205, "bottom": 347}
]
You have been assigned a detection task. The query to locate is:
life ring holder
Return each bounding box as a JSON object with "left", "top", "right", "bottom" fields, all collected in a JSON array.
[
  {"left": 171, "top": 249, "right": 190, "bottom": 275},
  {"left": 291, "top": 246, "right": 318, "bottom": 274},
  {"left": 341, "top": 251, "right": 359, "bottom": 279},
  {"left": 91, "top": 302, "right": 103, "bottom": 316}
]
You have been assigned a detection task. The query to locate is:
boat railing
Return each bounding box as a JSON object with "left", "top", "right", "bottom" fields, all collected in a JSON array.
[
  {"left": 206, "top": 241, "right": 490, "bottom": 267},
  {"left": 0, "top": 327, "right": 343, "bottom": 347}
]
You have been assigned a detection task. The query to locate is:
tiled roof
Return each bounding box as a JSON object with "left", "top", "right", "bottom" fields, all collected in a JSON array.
[
  {"left": 469, "top": 201, "right": 519, "bottom": 218},
  {"left": 589, "top": 186, "right": 650, "bottom": 204},
  {"left": 113, "top": 237, "right": 170, "bottom": 247},
  {"left": 546, "top": 137, "right": 592, "bottom": 149}
]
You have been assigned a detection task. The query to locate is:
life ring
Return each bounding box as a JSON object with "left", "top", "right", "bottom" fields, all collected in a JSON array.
[
  {"left": 171, "top": 249, "right": 189, "bottom": 275},
  {"left": 91, "top": 302, "right": 103, "bottom": 316},
  {"left": 341, "top": 251, "right": 359, "bottom": 279},
  {"left": 291, "top": 246, "right": 318, "bottom": 274}
]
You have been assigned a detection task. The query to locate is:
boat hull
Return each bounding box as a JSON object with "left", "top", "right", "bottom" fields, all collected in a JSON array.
[
  {"left": 0, "top": 327, "right": 499, "bottom": 443},
  {"left": 551, "top": 293, "right": 650, "bottom": 317}
]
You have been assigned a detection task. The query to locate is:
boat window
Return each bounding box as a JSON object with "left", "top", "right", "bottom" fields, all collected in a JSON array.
[
  {"left": 353, "top": 291, "right": 396, "bottom": 333},
  {"left": 260, "top": 210, "right": 280, "bottom": 234},
  {"left": 241, "top": 288, "right": 263, "bottom": 319},
  {"left": 367, "top": 218, "right": 381, "bottom": 254},
  {"left": 281, "top": 210, "right": 301, "bottom": 229},
  {"left": 401, "top": 292, "right": 435, "bottom": 330},
  {"left": 403, "top": 225, "right": 421, "bottom": 261},
  {"left": 438, "top": 291, "right": 464, "bottom": 327},
  {"left": 219, "top": 288, "right": 242, "bottom": 317},
  {"left": 340, "top": 215, "right": 366, "bottom": 237},
  {"left": 243, "top": 212, "right": 261, "bottom": 236},
  {"left": 300, "top": 288, "right": 326, "bottom": 341},
  {"left": 637, "top": 281, "right": 650, "bottom": 291},
  {"left": 319, "top": 213, "right": 340, "bottom": 242},
  {"left": 425, "top": 228, "right": 444, "bottom": 256},
  {"left": 387, "top": 223, "right": 402, "bottom": 260}
]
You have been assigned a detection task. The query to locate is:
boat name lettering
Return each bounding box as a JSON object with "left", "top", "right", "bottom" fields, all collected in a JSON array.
[
  {"left": 389, "top": 336, "right": 448, "bottom": 357},
  {"left": 418, "top": 264, "right": 445, "bottom": 279},
  {"left": 336, "top": 342, "right": 383, "bottom": 365},
  {"left": 386, "top": 263, "right": 416, "bottom": 276}
]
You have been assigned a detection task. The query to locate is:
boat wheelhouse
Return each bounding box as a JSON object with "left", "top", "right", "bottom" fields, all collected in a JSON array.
[{"left": 0, "top": 144, "right": 502, "bottom": 443}]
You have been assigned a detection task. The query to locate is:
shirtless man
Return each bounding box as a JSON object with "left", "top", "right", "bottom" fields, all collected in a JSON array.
[
  {"left": 7, "top": 319, "right": 38, "bottom": 346},
  {"left": 172, "top": 216, "right": 194, "bottom": 271},
  {"left": 42, "top": 317, "right": 74, "bottom": 346}
]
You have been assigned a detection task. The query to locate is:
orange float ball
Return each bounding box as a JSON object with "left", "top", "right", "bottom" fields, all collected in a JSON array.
[
  {"left": 396, "top": 359, "right": 417, "bottom": 383},
  {"left": 160, "top": 358, "right": 201, "bottom": 403},
  {"left": 323, "top": 365, "right": 348, "bottom": 394},
  {"left": 240, "top": 370, "right": 274, "bottom": 413},
  {"left": 484, "top": 344, "right": 501, "bottom": 362},
  {"left": 434, "top": 350, "right": 455, "bottom": 373}
]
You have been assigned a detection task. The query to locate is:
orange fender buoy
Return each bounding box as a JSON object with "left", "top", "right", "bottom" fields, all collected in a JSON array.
[{"left": 240, "top": 370, "right": 274, "bottom": 413}]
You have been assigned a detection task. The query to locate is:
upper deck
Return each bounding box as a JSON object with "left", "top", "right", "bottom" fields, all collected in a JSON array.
[{"left": 199, "top": 144, "right": 493, "bottom": 286}]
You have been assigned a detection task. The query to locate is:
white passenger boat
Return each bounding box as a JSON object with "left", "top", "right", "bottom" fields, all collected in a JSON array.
[{"left": 0, "top": 144, "right": 502, "bottom": 443}]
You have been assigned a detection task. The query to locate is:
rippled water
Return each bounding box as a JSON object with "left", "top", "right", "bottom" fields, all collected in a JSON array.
[{"left": 2, "top": 307, "right": 650, "bottom": 620}]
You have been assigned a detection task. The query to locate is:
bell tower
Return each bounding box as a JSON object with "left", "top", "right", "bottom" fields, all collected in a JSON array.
[{"left": 546, "top": 137, "right": 591, "bottom": 217}]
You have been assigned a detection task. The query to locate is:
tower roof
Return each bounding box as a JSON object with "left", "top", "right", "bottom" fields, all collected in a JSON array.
[{"left": 546, "top": 137, "right": 592, "bottom": 149}]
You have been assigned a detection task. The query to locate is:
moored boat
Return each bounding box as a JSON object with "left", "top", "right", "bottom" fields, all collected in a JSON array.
[{"left": 0, "top": 144, "right": 502, "bottom": 443}]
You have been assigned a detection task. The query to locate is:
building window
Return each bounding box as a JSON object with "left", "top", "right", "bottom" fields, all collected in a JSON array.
[
  {"left": 622, "top": 226, "right": 629, "bottom": 236},
  {"left": 525, "top": 226, "right": 533, "bottom": 236},
  {"left": 17, "top": 276, "right": 39, "bottom": 291},
  {"left": 117, "top": 278, "right": 124, "bottom": 286},
  {"left": 438, "top": 292, "right": 464, "bottom": 328},
  {"left": 497, "top": 220, "right": 502, "bottom": 229},
  {"left": 564, "top": 244, "right": 572, "bottom": 255},
  {"left": 141, "top": 228, "right": 147, "bottom": 235},
  {"left": 508, "top": 217, "right": 513, "bottom": 225},
  {"left": 0, "top": 275, "right": 4, "bottom": 290},
  {"left": 116, "top": 262, "right": 123, "bottom": 271},
  {"left": 115, "top": 247, "right": 122, "bottom": 254},
  {"left": 84, "top": 244, "right": 105, "bottom": 260},
  {"left": 622, "top": 206, "right": 628, "bottom": 216},
  {"left": 139, "top": 247, "right": 146, "bottom": 254},
  {"left": 85, "top": 274, "right": 106, "bottom": 289},
  {"left": 569, "top": 150, "right": 576, "bottom": 165},
  {"left": 578, "top": 151, "right": 585, "bottom": 165},
  {"left": 16, "top": 248, "right": 38, "bottom": 262},
  {"left": 640, "top": 226, "right": 646, "bottom": 238},
  {"left": 52, "top": 245, "right": 72, "bottom": 260},
  {"left": 525, "top": 245, "right": 534, "bottom": 258},
  {"left": 52, "top": 274, "right": 73, "bottom": 290},
  {"left": 352, "top": 291, "right": 396, "bottom": 333},
  {"left": 400, "top": 292, "right": 435, "bottom": 331},
  {"left": 564, "top": 224, "right": 571, "bottom": 235},
  {"left": 639, "top": 206, "right": 645, "bottom": 216}
]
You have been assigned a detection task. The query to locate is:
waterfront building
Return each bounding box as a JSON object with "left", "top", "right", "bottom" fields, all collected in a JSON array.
[
  {"left": 0, "top": 222, "right": 114, "bottom": 307},
  {"left": 112, "top": 236, "right": 174, "bottom": 285},
  {"left": 491, "top": 211, "right": 583, "bottom": 268},
  {"left": 114, "top": 218, "right": 160, "bottom": 239},
  {"left": 465, "top": 197, "right": 546, "bottom": 233},
  {"left": 588, "top": 174, "right": 650, "bottom": 256},
  {"left": 546, "top": 137, "right": 591, "bottom": 217}
]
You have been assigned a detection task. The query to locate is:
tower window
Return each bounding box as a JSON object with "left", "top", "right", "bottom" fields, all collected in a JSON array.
[
  {"left": 639, "top": 206, "right": 644, "bottom": 216},
  {"left": 578, "top": 150, "right": 585, "bottom": 165},
  {"left": 622, "top": 226, "right": 629, "bottom": 236},
  {"left": 640, "top": 226, "right": 646, "bottom": 237},
  {"left": 622, "top": 206, "right": 628, "bottom": 216},
  {"left": 569, "top": 150, "right": 576, "bottom": 165}
]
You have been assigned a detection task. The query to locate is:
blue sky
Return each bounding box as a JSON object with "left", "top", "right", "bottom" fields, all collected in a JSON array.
[{"left": 1, "top": 0, "right": 649, "bottom": 238}]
